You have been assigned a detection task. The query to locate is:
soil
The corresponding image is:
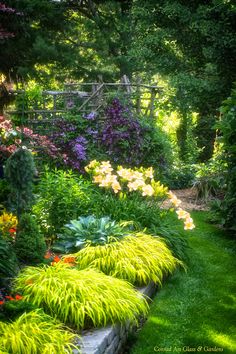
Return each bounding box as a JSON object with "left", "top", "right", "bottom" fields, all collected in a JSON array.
[{"left": 162, "top": 187, "right": 209, "bottom": 211}]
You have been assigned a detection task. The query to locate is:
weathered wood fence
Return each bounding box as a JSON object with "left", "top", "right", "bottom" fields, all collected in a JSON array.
[{"left": 6, "top": 76, "right": 163, "bottom": 133}]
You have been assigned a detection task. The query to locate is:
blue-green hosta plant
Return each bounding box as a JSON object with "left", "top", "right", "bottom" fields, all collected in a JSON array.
[
  {"left": 0, "top": 310, "right": 78, "bottom": 354},
  {"left": 52, "top": 215, "right": 133, "bottom": 253},
  {"left": 65, "top": 232, "right": 183, "bottom": 286},
  {"left": 14, "top": 263, "right": 148, "bottom": 329}
]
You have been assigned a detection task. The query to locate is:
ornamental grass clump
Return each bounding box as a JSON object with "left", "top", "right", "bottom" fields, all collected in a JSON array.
[
  {"left": 68, "top": 232, "right": 182, "bottom": 286},
  {"left": 0, "top": 310, "right": 78, "bottom": 354},
  {"left": 14, "top": 263, "right": 148, "bottom": 329}
]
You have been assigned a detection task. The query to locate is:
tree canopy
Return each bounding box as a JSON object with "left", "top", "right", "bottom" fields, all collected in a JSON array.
[{"left": 1, "top": 0, "right": 236, "bottom": 160}]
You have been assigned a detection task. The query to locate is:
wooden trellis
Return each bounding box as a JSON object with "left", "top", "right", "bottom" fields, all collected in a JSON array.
[{"left": 6, "top": 76, "right": 163, "bottom": 134}]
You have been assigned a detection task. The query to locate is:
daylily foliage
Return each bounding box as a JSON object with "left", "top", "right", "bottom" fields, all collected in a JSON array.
[{"left": 85, "top": 160, "right": 195, "bottom": 230}]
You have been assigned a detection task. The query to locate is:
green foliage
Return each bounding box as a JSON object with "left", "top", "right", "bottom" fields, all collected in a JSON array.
[
  {"left": 0, "top": 300, "right": 37, "bottom": 323},
  {"left": 140, "top": 120, "right": 173, "bottom": 169},
  {"left": 0, "top": 236, "right": 18, "bottom": 287},
  {"left": 0, "top": 180, "right": 10, "bottom": 205},
  {"left": 162, "top": 163, "right": 196, "bottom": 189},
  {"left": 150, "top": 225, "right": 189, "bottom": 263},
  {"left": 15, "top": 213, "right": 46, "bottom": 265},
  {"left": 89, "top": 189, "right": 165, "bottom": 230},
  {"left": 53, "top": 216, "right": 133, "bottom": 253},
  {"left": 218, "top": 86, "right": 236, "bottom": 232},
  {"left": 14, "top": 263, "right": 149, "bottom": 329},
  {"left": 130, "top": 0, "right": 236, "bottom": 161},
  {"left": 33, "top": 169, "right": 92, "bottom": 239},
  {"left": 5, "top": 148, "right": 36, "bottom": 216},
  {"left": 194, "top": 160, "right": 226, "bottom": 202},
  {"left": 72, "top": 232, "right": 182, "bottom": 286},
  {"left": 0, "top": 310, "right": 78, "bottom": 354}
]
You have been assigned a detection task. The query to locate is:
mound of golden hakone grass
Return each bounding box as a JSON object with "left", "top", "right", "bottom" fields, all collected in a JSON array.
[
  {"left": 0, "top": 310, "right": 78, "bottom": 354},
  {"left": 66, "top": 232, "right": 183, "bottom": 286},
  {"left": 14, "top": 263, "right": 148, "bottom": 329}
]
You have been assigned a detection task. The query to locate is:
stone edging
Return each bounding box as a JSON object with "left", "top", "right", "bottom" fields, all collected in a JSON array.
[{"left": 73, "top": 282, "right": 157, "bottom": 354}]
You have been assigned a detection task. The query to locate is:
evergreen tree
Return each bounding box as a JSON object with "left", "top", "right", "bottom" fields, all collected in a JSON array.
[
  {"left": 5, "top": 148, "right": 36, "bottom": 217},
  {"left": 15, "top": 213, "right": 46, "bottom": 264}
]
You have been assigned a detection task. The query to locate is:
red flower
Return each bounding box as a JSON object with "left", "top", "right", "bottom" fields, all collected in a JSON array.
[
  {"left": 9, "top": 228, "right": 16, "bottom": 233},
  {"left": 53, "top": 255, "right": 61, "bottom": 263},
  {"left": 5, "top": 296, "right": 14, "bottom": 301},
  {"left": 15, "top": 294, "right": 23, "bottom": 300},
  {"left": 0, "top": 300, "right": 4, "bottom": 305}
]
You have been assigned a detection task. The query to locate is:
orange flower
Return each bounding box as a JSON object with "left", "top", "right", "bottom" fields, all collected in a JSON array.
[
  {"left": 53, "top": 255, "right": 61, "bottom": 263},
  {"left": 15, "top": 294, "right": 23, "bottom": 300},
  {"left": 5, "top": 295, "right": 14, "bottom": 301},
  {"left": 0, "top": 300, "right": 4, "bottom": 305},
  {"left": 63, "top": 256, "right": 76, "bottom": 264}
]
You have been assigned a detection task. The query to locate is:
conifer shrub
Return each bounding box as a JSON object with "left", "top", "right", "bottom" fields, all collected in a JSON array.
[
  {"left": 14, "top": 263, "right": 149, "bottom": 329},
  {"left": 14, "top": 213, "right": 46, "bottom": 265},
  {"left": 5, "top": 148, "right": 36, "bottom": 216}
]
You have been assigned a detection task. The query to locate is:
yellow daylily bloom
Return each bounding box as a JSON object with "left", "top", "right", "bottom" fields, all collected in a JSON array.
[
  {"left": 117, "top": 168, "right": 133, "bottom": 181},
  {"left": 128, "top": 179, "right": 145, "bottom": 191},
  {"left": 142, "top": 184, "right": 155, "bottom": 196},
  {"left": 184, "top": 218, "right": 195, "bottom": 230},
  {"left": 176, "top": 208, "right": 189, "bottom": 220},
  {"left": 112, "top": 181, "right": 122, "bottom": 194},
  {"left": 93, "top": 175, "right": 103, "bottom": 184},
  {"left": 144, "top": 167, "right": 154, "bottom": 179},
  {"left": 85, "top": 159, "right": 98, "bottom": 172}
]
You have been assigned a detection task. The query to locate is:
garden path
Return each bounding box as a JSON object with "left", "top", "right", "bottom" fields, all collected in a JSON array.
[
  {"left": 128, "top": 212, "right": 236, "bottom": 354},
  {"left": 162, "top": 188, "right": 209, "bottom": 211}
]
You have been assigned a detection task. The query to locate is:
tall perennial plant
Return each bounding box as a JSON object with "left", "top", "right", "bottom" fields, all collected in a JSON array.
[{"left": 85, "top": 160, "right": 195, "bottom": 230}]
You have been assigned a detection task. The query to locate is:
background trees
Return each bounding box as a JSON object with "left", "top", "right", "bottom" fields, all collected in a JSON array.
[{"left": 1, "top": 0, "right": 235, "bottom": 167}]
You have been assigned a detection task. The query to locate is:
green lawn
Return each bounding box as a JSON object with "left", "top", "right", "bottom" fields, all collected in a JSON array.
[{"left": 129, "top": 212, "right": 236, "bottom": 354}]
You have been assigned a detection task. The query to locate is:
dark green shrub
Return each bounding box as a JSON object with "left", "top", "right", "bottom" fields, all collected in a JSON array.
[
  {"left": 162, "top": 163, "right": 196, "bottom": 189},
  {"left": 140, "top": 121, "right": 173, "bottom": 169},
  {"left": 15, "top": 214, "right": 46, "bottom": 264},
  {"left": 0, "top": 179, "right": 10, "bottom": 205},
  {"left": 218, "top": 87, "right": 236, "bottom": 233},
  {"left": 0, "top": 235, "right": 18, "bottom": 288},
  {"left": 5, "top": 148, "right": 36, "bottom": 217},
  {"left": 0, "top": 300, "right": 37, "bottom": 323}
]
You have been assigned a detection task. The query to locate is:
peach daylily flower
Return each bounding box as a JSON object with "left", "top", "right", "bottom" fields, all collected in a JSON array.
[
  {"left": 112, "top": 181, "right": 122, "bottom": 194},
  {"left": 142, "top": 184, "right": 155, "bottom": 196},
  {"left": 184, "top": 218, "right": 195, "bottom": 230},
  {"left": 176, "top": 208, "right": 189, "bottom": 220},
  {"left": 93, "top": 175, "right": 103, "bottom": 184},
  {"left": 117, "top": 168, "right": 133, "bottom": 181},
  {"left": 128, "top": 179, "right": 145, "bottom": 191}
]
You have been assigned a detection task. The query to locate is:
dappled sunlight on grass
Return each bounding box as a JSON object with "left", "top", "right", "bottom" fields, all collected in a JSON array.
[
  {"left": 207, "top": 329, "right": 236, "bottom": 352},
  {"left": 149, "top": 316, "right": 171, "bottom": 327},
  {"left": 130, "top": 212, "right": 236, "bottom": 354}
]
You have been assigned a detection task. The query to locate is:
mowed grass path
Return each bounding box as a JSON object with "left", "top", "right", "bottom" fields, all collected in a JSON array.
[{"left": 129, "top": 212, "right": 236, "bottom": 354}]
